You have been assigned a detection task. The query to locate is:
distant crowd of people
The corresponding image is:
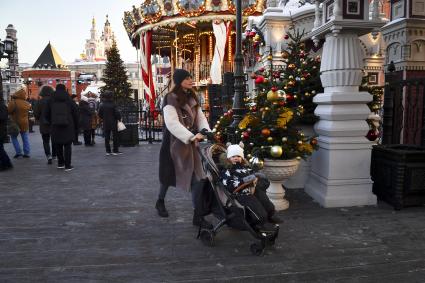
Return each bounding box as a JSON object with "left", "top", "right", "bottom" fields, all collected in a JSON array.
[{"left": 0, "top": 84, "right": 122, "bottom": 172}]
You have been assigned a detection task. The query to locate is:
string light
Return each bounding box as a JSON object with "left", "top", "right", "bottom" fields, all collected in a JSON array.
[
  {"left": 209, "top": 34, "right": 213, "bottom": 62},
  {"left": 228, "top": 32, "right": 232, "bottom": 62}
]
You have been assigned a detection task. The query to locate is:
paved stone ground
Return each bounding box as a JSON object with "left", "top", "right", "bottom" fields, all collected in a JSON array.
[{"left": 1, "top": 129, "right": 425, "bottom": 283}]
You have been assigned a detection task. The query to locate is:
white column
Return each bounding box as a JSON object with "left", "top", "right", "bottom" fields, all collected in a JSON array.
[
  {"left": 314, "top": 1, "right": 321, "bottom": 29},
  {"left": 304, "top": 33, "right": 377, "bottom": 207}
]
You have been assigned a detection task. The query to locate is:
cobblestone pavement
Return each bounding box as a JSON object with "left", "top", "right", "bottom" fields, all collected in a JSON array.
[{"left": 0, "top": 130, "right": 425, "bottom": 282}]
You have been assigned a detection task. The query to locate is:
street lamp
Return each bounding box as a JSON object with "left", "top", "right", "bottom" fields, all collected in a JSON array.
[
  {"left": 0, "top": 35, "right": 15, "bottom": 100},
  {"left": 227, "top": 0, "right": 246, "bottom": 143}
]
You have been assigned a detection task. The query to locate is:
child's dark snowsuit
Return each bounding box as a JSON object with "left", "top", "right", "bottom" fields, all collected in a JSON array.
[{"left": 220, "top": 162, "right": 275, "bottom": 226}]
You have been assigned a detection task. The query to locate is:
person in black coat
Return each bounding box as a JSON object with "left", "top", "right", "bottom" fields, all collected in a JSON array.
[
  {"left": 71, "top": 94, "right": 82, "bottom": 146},
  {"left": 0, "top": 94, "right": 13, "bottom": 171},
  {"left": 79, "top": 95, "right": 94, "bottom": 146},
  {"left": 34, "top": 85, "right": 56, "bottom": 164},
  {"left": 44, "top": 84, "right": 79, "bottom": 171},
  {"left": 98, "top": 91, "right": 121, "bottom": 155}
]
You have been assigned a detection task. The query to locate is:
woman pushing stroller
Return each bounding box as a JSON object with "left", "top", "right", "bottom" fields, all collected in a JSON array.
[
  {"left": 220, "top": 144, "right": 282, "bottom": 226},
  {"left": 156, "top": 69, "right": 213, "bottom": 229}
]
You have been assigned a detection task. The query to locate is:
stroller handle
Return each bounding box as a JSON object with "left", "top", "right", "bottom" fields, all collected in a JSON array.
[{"left": 199, "top": 128, "right": 215, "bottom": 142}]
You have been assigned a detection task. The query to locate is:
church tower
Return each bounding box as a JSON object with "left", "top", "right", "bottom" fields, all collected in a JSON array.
[
  {"left": 84, "top": 17, "right": 105, "bottom": 61},
  {"left": 101, "top": 15, "right": 115, "bottom": 52},
  {"left": 83, "top": 16, "right": 115, "bottom": 62}
]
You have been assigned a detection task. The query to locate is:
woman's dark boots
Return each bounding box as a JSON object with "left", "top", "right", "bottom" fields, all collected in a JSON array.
[{"left": 155, "top": 199, "right": 169, "bottom": 217}]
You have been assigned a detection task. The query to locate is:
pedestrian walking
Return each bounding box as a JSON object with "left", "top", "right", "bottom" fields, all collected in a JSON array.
[
  {"left": 98, "top": 90, "right": 121, "bottom": 156},
  {"left": 7, "top": 87, "right": 31, "bottom": 158},
  {"left": 157, "top": 69, "right": 212, "bottom": 229},
  {"left": 79, "top": 95, "right": 94, "bottom": 146},
  {"left": 34, "top": 85, "right": 56, "bottom": 164},
  {"left": 71, "top": 94, "right": 82, "bottom": 146},
  {"left": 88, "top": 93, "right": 99, "bottom": 145},
  {"left": 0, "top": 95, "right": 13, "bottom": 171},
  {"left": 44, "top": 84, "right": 79, "bottom": 171}
]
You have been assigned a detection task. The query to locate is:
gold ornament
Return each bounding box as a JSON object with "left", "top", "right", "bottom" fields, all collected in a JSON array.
[
  {"left": 267, "top": 55, "right": 273, "bottom": 60},
  {"left": 267, "top": 137, "right": 274, "bottom": 143},
  {"left": 270, "top": 145, "right": 283, "bottom": 158},
  {"left": 282, "top": 137, "right": 288, "bottom": 142},
  {"left": 298, "top": 140, "right": 303, "bottom": 145},
  {"left": 267, "top": 90, "right": 279, "bottom": 101},
  {"left": 249, "top": 157, "right": 264, "bottom": 170}
]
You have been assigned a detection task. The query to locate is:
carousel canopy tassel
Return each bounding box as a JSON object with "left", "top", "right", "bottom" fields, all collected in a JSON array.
[
  {"left": 210, "top": 20, "right": 231, "bottom": 84},
  {"left": 140, "top": 31, "right": 156, "bottom": 111}
]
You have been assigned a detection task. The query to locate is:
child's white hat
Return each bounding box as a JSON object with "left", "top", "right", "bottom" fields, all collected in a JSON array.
[{"left": 227, "top": 144, "right": 244, "bottom": 159}]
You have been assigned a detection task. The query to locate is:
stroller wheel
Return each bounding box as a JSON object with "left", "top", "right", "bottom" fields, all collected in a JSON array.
[
  {"left": 200, "top": 229, "right": 215, "bottom": 247},
  {"left": 250, "top": 242, "right": 265, "bottom": 256}
]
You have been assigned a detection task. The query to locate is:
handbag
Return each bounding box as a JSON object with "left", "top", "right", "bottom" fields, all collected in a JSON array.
[
  {"left": 117, "top": 120, "right": 126, "bottom": 132},
  {"left": 7, "top": 118, "right": 20, "bottom": 137}
]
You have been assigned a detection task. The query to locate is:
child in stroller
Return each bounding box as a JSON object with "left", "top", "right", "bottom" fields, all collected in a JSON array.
[
  {"left": 220, "top": 144, "right": 282, "bottom": 226},
  {"left": 197, "top": 141, "right": 279, "bottom": 255}
]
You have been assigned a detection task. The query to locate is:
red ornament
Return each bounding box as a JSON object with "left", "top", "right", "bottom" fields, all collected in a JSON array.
[
  {"left": 284, "top": 34, "right": 289, "bottom": 40},
  {"left": 255, "top": 76, "right": 265, "bottom": 84},
  {"left": 271, "top": 86, "right": 278, "bottom": 92},
  {"left": 261, "top": 128, "right": 271, "bottom": 137},
  {"left": 250, "top": 105, "right": 257, "bottom": 112},
  {"left": 279, "top": 101, "right": 286, "bottom": 106},
  {"left": 242, "top": 131, "right": 250, "bottom": 139},
  {"left": 366, "top": 129, "right": 378, "bottom": 141},
  {"left": 286, "top": 94, "right": 293, "bottom": 101},
  {"left": 249, "top": 31, "right": 256, "bottom": 37},
  {"left": 258, "top": 67, "right": 265, "bottom": 72},
  {"left": 310, "top": 138, "right": 318, "bottom": 146}
]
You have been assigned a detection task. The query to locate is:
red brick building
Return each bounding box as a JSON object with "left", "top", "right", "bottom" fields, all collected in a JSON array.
[{"left": 21, "top": 42, "right": 90, "bottom": 100}]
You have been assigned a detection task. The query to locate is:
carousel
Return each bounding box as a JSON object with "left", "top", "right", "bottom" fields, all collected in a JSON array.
[{"left": 123, "top": 0, "right": 265, "bottom": 108}]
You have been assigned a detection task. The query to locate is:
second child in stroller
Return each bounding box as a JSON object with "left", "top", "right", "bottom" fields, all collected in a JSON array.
[{"left": 220, "top": 144, "right": 282, "bottom": 227}]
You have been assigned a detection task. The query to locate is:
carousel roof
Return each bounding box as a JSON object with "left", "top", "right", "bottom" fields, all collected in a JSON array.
[{"left": 123, "top": 0, "right": 265, "bottom": 45}]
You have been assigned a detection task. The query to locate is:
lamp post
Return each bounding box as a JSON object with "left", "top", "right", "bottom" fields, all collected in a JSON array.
[
  {"left": 0, "top": 35, "right": 15, "bottom": 100},
  {"left": 227, "top": 0, "right": 246, "bottom": 143}
]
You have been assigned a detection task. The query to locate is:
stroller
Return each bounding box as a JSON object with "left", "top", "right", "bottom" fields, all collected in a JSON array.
[{"left": 197, "top": 143, "right": 279, "bottom": 256}]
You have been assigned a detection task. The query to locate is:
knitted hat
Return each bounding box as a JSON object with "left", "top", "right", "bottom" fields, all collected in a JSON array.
[
  {"left": 227, "top": 144, "right": 244, "bottom": 159},
  {"left": 173, "top": 69, "right": 191, "bottom": 86}
]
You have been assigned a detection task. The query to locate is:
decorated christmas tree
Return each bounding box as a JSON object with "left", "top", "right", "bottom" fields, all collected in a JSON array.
[
  {"left": 360, "top": 76, "right": 384, "bottom": 142},
  {"left": 213, "top": 27, "right": 322, "bottom": 162},
  {"left": 101, "top": 40, "right": 132, "bottom": 100}
]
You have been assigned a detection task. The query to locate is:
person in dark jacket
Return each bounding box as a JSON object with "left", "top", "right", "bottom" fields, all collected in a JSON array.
[
  {"left": 79, "top": 95, "right": 94, "bottom": 146},
  {"left": 44, "top": 84, "right": 79, "bottom": 171},
  {"left": 71, "top": 94, "right": 82, "bottom": 146},
  {"left": 98, "top": 91, "right": 121, "bottom": 155},
  {"left": 34, "top": 85, "right": 56, "bottom": 164},
  {"left": 0, "top": 94, "right": 13, "bottom": 171}
]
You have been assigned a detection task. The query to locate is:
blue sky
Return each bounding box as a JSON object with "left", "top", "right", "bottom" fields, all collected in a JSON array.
[{"left": 0, "top": 0, "right": 142, "bottom": 64}]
